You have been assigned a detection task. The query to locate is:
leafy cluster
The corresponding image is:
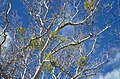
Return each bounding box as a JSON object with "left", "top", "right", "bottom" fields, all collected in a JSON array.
[
  {"left": 50, "top": 30, "right": 58, "bottom": 39},
  {"left": 45, "top": 62, "right": 54, "bottom": 73},
  {"left": 30, "top": 39, "right": 40, "bottom": 48},
  {"left": 29, "top": 37, "right": 46, "bottom": 49},
  {"left": 45, "top": 53, "right": 58, "bottom": 73},
  {"left": 45, "top": 53, "right": 53, "bottom": 60},
  {"left": 17, "top": 27, "right": 25, "bottom": 34},
  {"left": 77, "top": 56, "right": 88, "bottom": 69},
  {"left": 50, "top": 30, "right": 68, "bottom": 42},
  {"left": 84, "top": 0, "right": 95, "bottom": 11}
]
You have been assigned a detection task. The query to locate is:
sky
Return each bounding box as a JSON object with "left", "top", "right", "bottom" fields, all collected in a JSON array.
[
  {"left": 0, "top": 0, "right": 120, "bottom": 79},
  {"left": 96, "top": 47, "right": 120, "bottom": 79}
]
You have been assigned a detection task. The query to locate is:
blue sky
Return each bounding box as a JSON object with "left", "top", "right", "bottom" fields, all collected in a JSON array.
[
  {"left": 0, "top": 0, "right": 120, "bottom": 79},
  {"left": 11, "top": 0, "right": 30, "bottom": 27}
]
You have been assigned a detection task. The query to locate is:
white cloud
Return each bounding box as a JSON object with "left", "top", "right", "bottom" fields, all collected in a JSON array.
[
  {"left": 107, "top": 47, "right": 120, "bottom": 67},
  {"left": 0, "top": 27, "right": 11, "bottom": 56},
  {"left": 108, "top": 52, "right": 120, "bottom": 65},
  {"left": 98, "top": 68, "right": 120, "bottom": 79},
  {"left": 95, "top": 47, "right": 120, "bottom": 79}
]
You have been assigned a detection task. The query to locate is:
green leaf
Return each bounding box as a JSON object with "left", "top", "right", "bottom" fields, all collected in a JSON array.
[
  {"left": 56, "top": 34, "right": 64, "bottom": 41},
  {"left": 74, "top": 44, "right": 81, "bottom": 50},
  {"left": 39, "top": 38, "right": 47, "bottom": 49},
  {"left": 50, "top": 60, "right": 58, "bottom": 67},
  {"left": 45, "top": 53, "right": 53, "bottom": 60},
  {"left": 84, "top": 0, "right": 95, "bottom": 11},
  {"left": 45, "top": 62, "right": 54, "bottom": 73},
  {"left": 77, "top": 56, "right": 88, "bottom": 69},
  {"left": 29, "top": 35, "right": 47, "bottom": 49},
  {"left": 18, "top": 27, "right": 25, "bottom": 34},
  {"left": 30, "top": 39, "right": 39, "bottom": 48},
  {"left": 84, "top": 1, "right": 89, "bottom": 10},
  {"left": 50, "top": 30, "right": 58, "bottom": 39},
  {"left": 44, "top": 53, "right": 57, "bottom": 73}
]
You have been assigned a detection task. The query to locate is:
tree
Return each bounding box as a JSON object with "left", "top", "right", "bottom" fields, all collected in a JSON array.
[{"left": 0, "top": 0, "right": 119, "bottom": 79}]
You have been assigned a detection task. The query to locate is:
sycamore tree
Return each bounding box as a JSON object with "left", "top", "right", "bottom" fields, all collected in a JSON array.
[{"left": 0, "top": 0, "right": 119, "bottom": 79}]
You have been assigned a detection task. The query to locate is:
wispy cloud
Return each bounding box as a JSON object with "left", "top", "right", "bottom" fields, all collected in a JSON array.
[
  {"left": 107, "top": 47, "right": 120, "bottom": 67},
  {"left": 95, "top": 47, "right": 120, "bottom": 79},
  {"left": 98, "top": 68, "right": 120, "bottom": 79},
  {"left": 0, "top": 27, "right": 11, "bottom": 56}
]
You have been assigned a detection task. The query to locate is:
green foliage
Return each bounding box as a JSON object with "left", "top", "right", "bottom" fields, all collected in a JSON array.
[
  {"left": 50, "top": 30, "right": 58, "bottom": 39},
  {"left": 38, "top": 38, "right": 47, "bottom": 50},
  {"left": 54, "top": 34, "right": 69, "bottom": 42},
  {"left": 56, "top": 34, "right": 65, "bottom": 41},
  {"left": 45, "top": 53, "right": 58, "bottom": 73},
  {"left": 29, "top": 36, "right": 47, "bottom": 49},
  {"left": 77, "top": 56, "right": 88, "bottom": 69},
  {"left": 18, "top": 27, "right": 25, "bottom": 34},
  {"left": 45, "top": 60, "right": 58, "bottom": 73},
  {"left": 45, "top": 62, "right": 54, "bottom": 73},
  {"left": 84, "top": 0, "right": 95, "bottom": 11},
  {"left": 45, "top": 53, "right": 53, "bottom": 60},
  {"left": 50, "top": 30, "right": 69, "bottom": 42},
  {"left": 50, "top": 60, "right": 58, "bottom": 67},
  {"left": 74, "top": 44, "right": 81, "bottom": 50},
  {"left": 30, "top": 39, "right": 40, "bottom": 48}
]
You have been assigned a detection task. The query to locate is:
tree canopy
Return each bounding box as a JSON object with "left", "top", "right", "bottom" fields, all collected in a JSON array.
[{"left": 0, "top": 0, "right": 119, "bottom": 79}]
